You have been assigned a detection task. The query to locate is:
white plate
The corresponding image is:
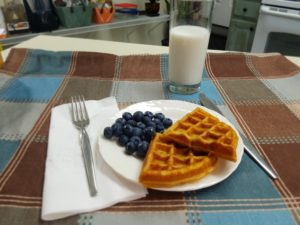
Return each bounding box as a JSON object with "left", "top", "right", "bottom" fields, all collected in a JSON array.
[{"left": 98, "top": 100, "right": 244, "bottom": 192}]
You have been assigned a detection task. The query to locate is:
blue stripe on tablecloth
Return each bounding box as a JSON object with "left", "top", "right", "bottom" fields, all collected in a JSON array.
[
  {"left": 200, "top": 210, "right": 297, "bottom": 225},
  {"left": 0, "top": 140, "right": 20, "bottom": 174},
  {"left": 160, "top": 54, "right": 168, "bottom": 81},
  {"left": 0, "top": 76, "right": 63, "bottom": 102},
  {"left": 199, "top": 69, "right": 225, "bottom": 105},
  {"left": 18, "top": 49, "right": 72, "bottom": 75}
]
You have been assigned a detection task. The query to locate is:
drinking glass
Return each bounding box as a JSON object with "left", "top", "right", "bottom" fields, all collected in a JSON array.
[{"left": 168, "top": 0, "right": 214, "bottom": 94}]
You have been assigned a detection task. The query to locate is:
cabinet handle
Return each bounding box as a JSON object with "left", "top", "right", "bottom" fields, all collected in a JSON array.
[
  {"left": 250, "top": 27, "right": 254, "bottom": 32},
  {"left": 243, "top": 8, "right": 247, "bottom": 12}
]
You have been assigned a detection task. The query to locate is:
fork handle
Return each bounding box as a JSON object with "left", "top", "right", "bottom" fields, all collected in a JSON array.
[{"left": 79, "top": 128, "right": 98, "bottom": 196}]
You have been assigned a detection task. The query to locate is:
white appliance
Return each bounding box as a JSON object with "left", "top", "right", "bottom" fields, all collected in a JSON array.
[{"left": 251, "top": 0, "right": 300, "bottom": 56}]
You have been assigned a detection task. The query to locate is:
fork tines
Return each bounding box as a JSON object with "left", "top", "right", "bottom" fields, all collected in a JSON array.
[{"left": 71, "top": 96, "right": 89, "bottom": 123}]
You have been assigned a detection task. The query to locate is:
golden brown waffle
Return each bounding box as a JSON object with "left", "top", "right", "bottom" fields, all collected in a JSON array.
[
  {"left": 164, "top": 107, "right": 238, "bottom": 162},
  {"left": 139, "top": 133, "right": 218, "bottom": 188}
]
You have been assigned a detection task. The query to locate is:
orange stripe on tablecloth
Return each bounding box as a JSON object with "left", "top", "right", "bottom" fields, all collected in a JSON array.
[
  {"left": 187, "top": 208, "right": 297, "bottom": 213},
  {"left": 103, "top": 197, "right": 300, "bottom": 212},
  {"left": 205, "top": 53, "right": 300, "bottom": 221},
  {"left": 67, "top": 52, "right": 78, "bottom": 76},
  {"left": 0, "top": 194, "right": 41, "bottom": 200},
  {"left": 110, "top": 56, "right": 122, "bottom": 97},
  {"left": 94, "top": 197, "right": 300, "bottom": 212},
  {"left": 0, "top": 198, "right": 41, "bottom": 205},
  {"left": 0, "top": 204, "right": 41, "bottom": 209},
  {"left": 100, "top": 208, "right": 296, "bottom": 214},
  {"left": 109, "top": 202, "right": 288, "bottom": 209},
  {"left": 0, "top": 197, "right": 41, "bottom": 208},
  {"left": 0, "top": 194, "right": 42, "bottom": 207},
  {"left": 104, "top": 206, "right": 186, "bottom": 212},
  {"left": 134, "top": 197, "right": 300, "bottom": 203}
]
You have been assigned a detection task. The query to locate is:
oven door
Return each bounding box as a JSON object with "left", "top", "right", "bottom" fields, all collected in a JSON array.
[{"left": 251, "top": 5, "right": 300, "bottom": 56}]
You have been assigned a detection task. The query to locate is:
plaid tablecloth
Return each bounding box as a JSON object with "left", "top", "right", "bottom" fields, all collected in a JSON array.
[{"left": 0, "top": 48, "right": 300, "bottom": 225}]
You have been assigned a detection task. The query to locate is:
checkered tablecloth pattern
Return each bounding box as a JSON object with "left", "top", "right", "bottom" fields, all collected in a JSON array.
[{"left": 0, "top": 48, "right": 299, "bottom": 225}]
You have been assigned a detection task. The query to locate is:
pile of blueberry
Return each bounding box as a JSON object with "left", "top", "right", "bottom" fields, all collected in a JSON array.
[{"left": 103, "top": 111, "right": 173, "bottom": 158}]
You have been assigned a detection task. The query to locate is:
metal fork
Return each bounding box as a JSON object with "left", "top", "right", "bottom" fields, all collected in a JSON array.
[{"left": 71, "top": 96, "right": 98, "bottom": 196}]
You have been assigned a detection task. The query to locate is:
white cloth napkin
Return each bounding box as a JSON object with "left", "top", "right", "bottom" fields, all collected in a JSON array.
[{"left": 42, "top": 97, "right": 148, "bottom": 221}]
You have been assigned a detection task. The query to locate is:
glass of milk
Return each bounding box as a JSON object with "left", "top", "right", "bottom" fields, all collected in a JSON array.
[{"left": 168, "top": 0, "right": 214, "bottom": 94}]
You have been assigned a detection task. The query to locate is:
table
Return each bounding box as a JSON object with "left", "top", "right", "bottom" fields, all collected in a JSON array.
[
  {"left": 3, "top": 35, "right": 300, "bottom": 65},
  {"left": 1, "top": 35, "right": 300, "bottom": 225}
]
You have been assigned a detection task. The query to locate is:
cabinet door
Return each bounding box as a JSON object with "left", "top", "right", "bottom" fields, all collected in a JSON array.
[
  {"left": 233, "top": 0, "right": 260, "bottom": 21},
  {"left": 225, "top": 19, "right": 256, "bottom": 52}
]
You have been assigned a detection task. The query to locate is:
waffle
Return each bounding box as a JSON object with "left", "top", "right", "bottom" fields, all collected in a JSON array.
[
  {"left": 139, "top": 133, "right": 218, "bottom": 188},
  {"left": 164, "top": 107, "right": 238, "bottom": 162}
]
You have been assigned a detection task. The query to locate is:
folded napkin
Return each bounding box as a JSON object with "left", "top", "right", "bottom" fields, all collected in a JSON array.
[{"left": 42, "top": 97, "right": 148, "bottom": 221}]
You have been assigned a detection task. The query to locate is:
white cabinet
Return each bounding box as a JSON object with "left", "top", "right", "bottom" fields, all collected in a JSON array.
[{"left": 212, "top": 0, "right": 233, "bottom": 27}]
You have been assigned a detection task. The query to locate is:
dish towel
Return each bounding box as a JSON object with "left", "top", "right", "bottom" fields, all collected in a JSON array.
[{"left": 42, "top": 97, "right": 148, "bottom": 221}]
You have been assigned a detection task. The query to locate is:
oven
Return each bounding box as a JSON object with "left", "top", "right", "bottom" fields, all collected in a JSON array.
[{"left": 251, "top": 0, "right": 300, "bottom": 56}]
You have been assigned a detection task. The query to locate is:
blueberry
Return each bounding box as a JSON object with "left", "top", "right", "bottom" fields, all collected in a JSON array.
[
  {"left": 140, "top": 134, "right": 146, "bottom": 141},
  {"left": 163, "top": 118, "right": 173, "bottom": 128},
  {"left": 156, "top": 123, "right": 165, "bottom": 133},
  {"left": 122, "top": 112, "right": 133, "bottom": 121},
  {"left": 133, "top": 111, "right": 144, "bottom": 122},
  {"left": 130, "top": 136, "right": 141, "bottom": 145},
  {"left": 144, "top": 111, "right": 154, "bottom": 119},
  {"left": 152, "top": 118, "right": 161, "bottom": 125},
  {"left": 144, "top": 127, "right": 155, "bottom": 141},
  {"left": 116, "top": 117, "right": 126, "bottom": 125},
  {"left": 125, "top": 141, "right": 136, "bottom": 155},
  {"left": 136, "top": 122, "right": 146, "bottom": 129},
  {"left": 132, "top": 127, "right": 143, "bottom": 137},
  {"left": 127, "top": 119, "right": 137, "bottom": 127},
  {"left": 147, "top": 121, "right": 156, "bottom": 129},
  {"left": 154, "top": 112, "right": 165, "bottom": 121},
  {"left": 118, "top": 135, "right": 129, "bottom": 146},
  {"left": 103, "top": 127, "right": 113, "bottom": 139},
  {"left": 142, "top": 116, "right": 151, "bottom": 124},
  {"left": 123, "top": 124, "right": 133, "bottom": 137},
  {"left": 112, "top": 123, "right": 123, "bottom": 137},
  {"left": 136, "top": 141, "right": 149, "bottom": 158}
]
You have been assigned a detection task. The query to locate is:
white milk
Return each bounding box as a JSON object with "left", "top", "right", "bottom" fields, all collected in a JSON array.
[{"left": 168, "top": 25, "right": 210, "bottom": 85}]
